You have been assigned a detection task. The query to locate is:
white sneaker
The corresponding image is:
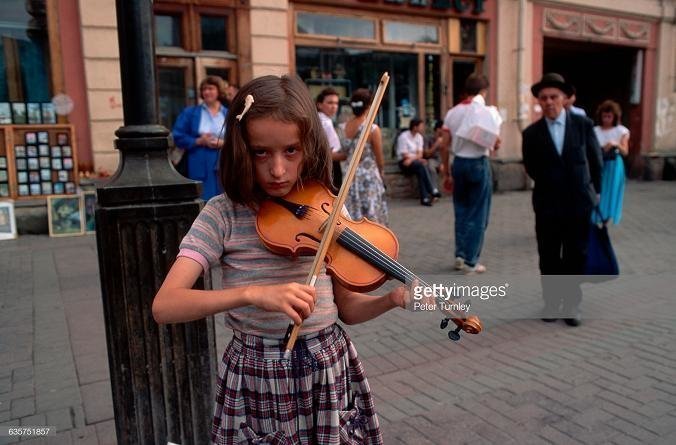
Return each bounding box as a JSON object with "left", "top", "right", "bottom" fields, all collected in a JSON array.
[
  {"left": 464, "top": 263, "right": 487, "bottom": 275},
  {"left": 454, "top": 257, "right": 465, "bottom": 270}
]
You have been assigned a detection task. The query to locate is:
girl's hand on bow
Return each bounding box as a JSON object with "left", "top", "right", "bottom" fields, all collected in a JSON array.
[{"left": 246, "top": 283, "right": 317, "bottom": 325}]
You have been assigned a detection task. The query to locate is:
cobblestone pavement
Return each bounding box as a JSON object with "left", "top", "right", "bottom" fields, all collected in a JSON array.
[{"left": 1, "top": 181, "right": 675, "bottom": 444}]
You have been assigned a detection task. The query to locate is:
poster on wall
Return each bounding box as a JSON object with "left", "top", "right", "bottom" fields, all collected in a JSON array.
[{"left": 0, "top": 201, "right": 18, "bottom": 240}]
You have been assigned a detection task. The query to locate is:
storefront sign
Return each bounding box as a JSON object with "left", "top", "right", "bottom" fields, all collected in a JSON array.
[{"left": 372, "top": 0, "right": 486, "bottom": 15}]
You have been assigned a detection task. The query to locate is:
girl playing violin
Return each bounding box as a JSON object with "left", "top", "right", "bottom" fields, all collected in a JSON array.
[{"left": 152, "top": 75, "right": 409, "bottom": 444}]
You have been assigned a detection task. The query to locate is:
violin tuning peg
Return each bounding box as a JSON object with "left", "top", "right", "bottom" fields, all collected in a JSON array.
[
  {"left": 440, "top": 318, "right": 449, "bottom": 330},
  {"left": 448, "top": 326, "right": 461, "bottom": 342}
]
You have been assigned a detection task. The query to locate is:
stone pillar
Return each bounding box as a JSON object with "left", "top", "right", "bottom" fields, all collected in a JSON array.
[{"left": 95, "top": 1, "right": 216, "bottom": 443}]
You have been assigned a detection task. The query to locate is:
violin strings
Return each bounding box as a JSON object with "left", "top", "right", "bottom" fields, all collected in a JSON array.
[
  {"left": 339, "top": 228, "right": 421, "bottom": 285},
  {"left": 338, "top": 229, "right": 466, "bottom": 319}
]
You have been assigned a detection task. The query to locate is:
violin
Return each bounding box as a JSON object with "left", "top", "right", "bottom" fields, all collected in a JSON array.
[{"left": 256, "top": 181, "right": 483, "bottom": 341}]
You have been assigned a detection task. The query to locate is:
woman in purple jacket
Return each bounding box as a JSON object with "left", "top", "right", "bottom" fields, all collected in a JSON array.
[{"left": 172, "top": 76, "right": 229, "bottom": 200}]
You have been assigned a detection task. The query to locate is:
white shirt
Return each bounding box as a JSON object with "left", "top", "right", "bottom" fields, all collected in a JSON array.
[
  {"left": 594, "top": 125, "right": 629, "bottom": 147},
  {"left": 198, "top": 103, "right": 225, "bottom": 139},
  {"left": 443, "top": 94, "right": 499, "bottom": 158},
  {"left": 395, "top": 130, "right": 424, "bottom": 161},
  {"left": 319, "top": 112, "right": 341, "bottom": 153}
]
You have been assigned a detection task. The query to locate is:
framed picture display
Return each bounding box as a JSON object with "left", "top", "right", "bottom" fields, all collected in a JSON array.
[
  {"left": 0, "top": 103, "right": 11, "bottom": 124},
  {"left": 41, "top": 103, "right": 57, "bottom": 124},
  {"left": 1, "top": 125, "right": 77, "bottom": 199},
  {"left": 27, "top": 103, "right": 42, "bottom": 124},
  {"left": 11, "top": 103, "right": 27, "bottom": 124},
  {"left": 82, "top": 191, "right": 97, "bottom": 233},
  {"left": 0, "top": 201, "right": 17, "bottom": 240},
  {"left": 47, "top": 195, "right": 84, "bottom": 237}
]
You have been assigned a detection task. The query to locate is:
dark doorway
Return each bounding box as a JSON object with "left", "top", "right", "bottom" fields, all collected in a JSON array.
[
  {"left": 451, "top": 59, "right": 478, "bottom": 106},
  {"left": 543, "top": 38, "right": 643, "bottom": 161}
]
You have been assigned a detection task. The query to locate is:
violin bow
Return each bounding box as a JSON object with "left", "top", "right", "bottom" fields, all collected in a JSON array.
[{"left": 283, "top": 73, "right": 390, "bottom": 358}]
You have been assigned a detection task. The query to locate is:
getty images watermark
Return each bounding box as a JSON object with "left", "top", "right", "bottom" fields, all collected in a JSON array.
[{"left": 412, "top": 282, "right": 509, "bottom": 312}]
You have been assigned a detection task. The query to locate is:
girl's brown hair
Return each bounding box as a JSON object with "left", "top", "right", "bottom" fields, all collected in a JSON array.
[
  {"left": 595, "top": 100, "right": 622, "bottom": 127},
  {"left": 219, "top": 75, "right": 333, "bottom": 206}
]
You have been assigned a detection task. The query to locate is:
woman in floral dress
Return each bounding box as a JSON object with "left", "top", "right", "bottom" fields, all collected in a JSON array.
[{"left": 336, "top": 88, "right": 388, "bottom": 225}]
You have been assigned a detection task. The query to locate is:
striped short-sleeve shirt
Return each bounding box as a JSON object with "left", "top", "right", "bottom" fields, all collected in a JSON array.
[{"left": 178, "top": 193, "right": 339, "bottom": 338}]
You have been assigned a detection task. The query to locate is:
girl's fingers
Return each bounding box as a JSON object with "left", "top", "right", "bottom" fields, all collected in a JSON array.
[{"left": 284, "top": 305, "right": 302, "bottom": 325}]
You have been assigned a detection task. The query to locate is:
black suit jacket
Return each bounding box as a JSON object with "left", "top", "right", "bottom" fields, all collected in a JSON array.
[{"left": 522, "top": 112, "right": 603, "bottom": 218}]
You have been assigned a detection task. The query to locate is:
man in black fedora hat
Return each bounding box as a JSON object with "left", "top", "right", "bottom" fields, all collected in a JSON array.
[{"left": 522, "top": 72, "right": 603, "bottom": 326}]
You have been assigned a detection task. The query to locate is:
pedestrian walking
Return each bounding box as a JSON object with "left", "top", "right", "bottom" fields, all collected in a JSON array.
[
  {"left": 440, "top": 74, "right": 502, "bottom": 274},
  {"left": 592, "top": 99, "right": 629, "bottom": 225},
  {"left": 153, "top": 75, "right": 410, "bottom": 444},
  {"left": 522, "top": 73, "right": 603, "bottom": 326}
]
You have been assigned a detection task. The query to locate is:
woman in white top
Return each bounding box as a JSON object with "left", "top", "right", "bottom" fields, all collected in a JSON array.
[
  {"left": 396, "top": 118, "right": 441, "bottom": 206},
  {"left": 593, "top": 100, "right": 629, "bottom": 225}
]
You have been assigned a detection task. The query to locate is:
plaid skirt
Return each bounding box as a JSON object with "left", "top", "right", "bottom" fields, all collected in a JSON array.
[{"left": 211, "top": 324, "right": 383, "bottom": 444}]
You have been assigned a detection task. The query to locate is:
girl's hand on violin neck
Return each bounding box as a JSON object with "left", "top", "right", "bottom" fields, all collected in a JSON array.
[
  {"left": 245, "top": 283, "right": 317, "bottom": 325},
  {"left": 387, "top": 286, "right": 410, "bottom": 310}
]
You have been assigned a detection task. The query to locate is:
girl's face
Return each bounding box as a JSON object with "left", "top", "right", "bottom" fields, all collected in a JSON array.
[
  {"left": 247, "top": 117, "right": 303, "bottom": 197},
  {"left": 601, "top": 111, "right": 615, "bottom": 127}
]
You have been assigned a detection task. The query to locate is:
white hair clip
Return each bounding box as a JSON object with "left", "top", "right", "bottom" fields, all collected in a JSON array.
[
  {"left": 351, "top": 101, "right": 364, "bottom": 108},
  {"left": 236, "top": 94, "right": 254, "bottom": 121}
]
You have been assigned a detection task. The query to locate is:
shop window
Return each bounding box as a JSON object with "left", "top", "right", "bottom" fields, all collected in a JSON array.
[
  {"left": 449, "top": 19, "right": 485, "bottom": 55},
  {"left": 0, "top": 0, "right": 51, "bottom": 103},
  {"left": 296, "top": 46, "right": 419, "bottom": 131},
  {"left": 460, "top": 20, "right": 477, "bottom": 53},
  {"left": 296, "top": 12, "right": 376, "bottom": 41},
  {"left": 383, "top": 21, "right": 439, "bottom": 44},
  {"left": 155, "top": 14, "right": 182, "bottom": 47},
  {"left": 200, "top": 15, "right": 227, "bottom": 51}
]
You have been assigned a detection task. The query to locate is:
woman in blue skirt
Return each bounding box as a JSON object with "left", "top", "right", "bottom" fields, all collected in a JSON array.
[{"left": 593, "top": 100, "right": 629, "bottom": 225}]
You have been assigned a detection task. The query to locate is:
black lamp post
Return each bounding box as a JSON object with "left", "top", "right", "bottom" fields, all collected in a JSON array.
[{"left": 95, "top": 1, "right": 217, "bottom": 443}]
